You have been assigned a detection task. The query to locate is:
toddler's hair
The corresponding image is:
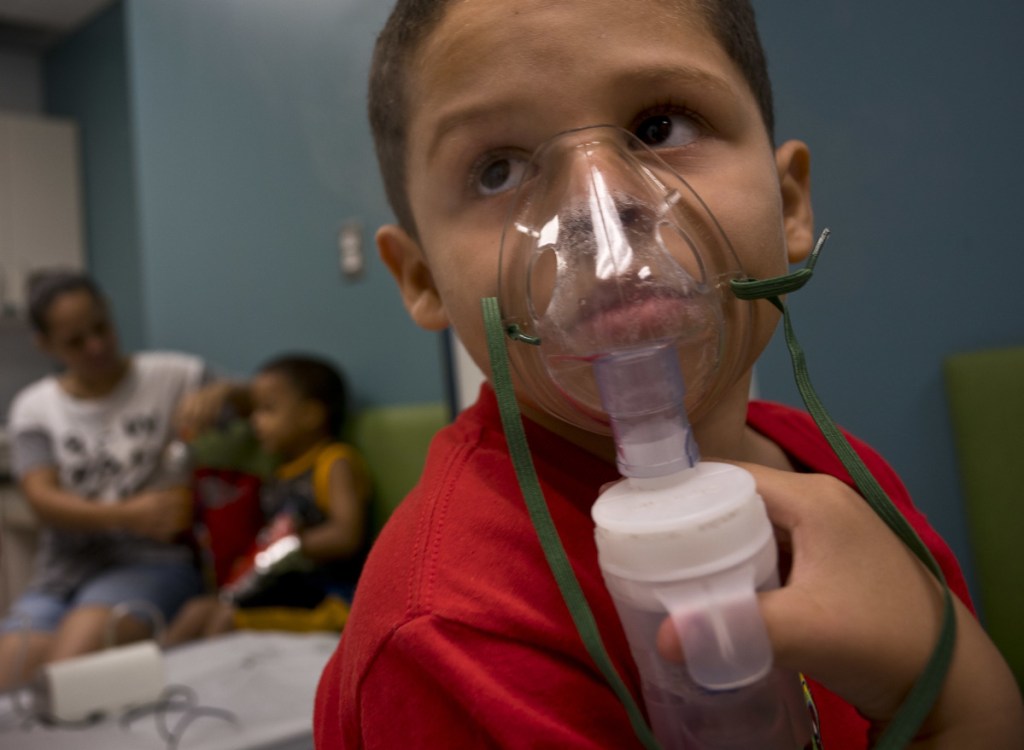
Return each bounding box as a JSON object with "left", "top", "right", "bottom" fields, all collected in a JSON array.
[
  {"left": 257, "top": 354, "right": 350, "bottom": 438},
  {"left": 367, "top": 0, "right": 774, "bottom": 238},
  {"left": 27, "top": 270, "right": 105, "bottom": 335}
]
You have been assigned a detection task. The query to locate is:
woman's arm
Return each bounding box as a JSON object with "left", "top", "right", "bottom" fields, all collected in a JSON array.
[
  {"left": 20, "top": 466, "right": 192, "bottom": 542},
  {"left": 174, "top": 380, "right": 253, "bottom": 439}
]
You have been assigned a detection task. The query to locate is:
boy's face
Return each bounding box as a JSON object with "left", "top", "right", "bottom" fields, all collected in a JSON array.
[
  {"left": 380, "top": 0, "right": 814, "bottom": 429},
  {"left": 250, "top": 371, "right": 321, "bottom": 457}
]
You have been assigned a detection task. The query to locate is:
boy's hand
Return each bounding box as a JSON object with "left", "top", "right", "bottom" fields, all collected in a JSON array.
[
  {"left": 120, "top": 488, "right": 193, "bottom": 542},
  {"left": 656, "top": 463, "right": 1024, "bottom": 746}
]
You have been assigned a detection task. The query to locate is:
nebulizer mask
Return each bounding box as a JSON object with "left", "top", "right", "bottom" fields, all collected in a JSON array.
[
  {"left": 496, "top": 125, "right": 751, "bottom": 457},
  {"left": 482, "top": 125, "right": 955, "bottom": 750}
]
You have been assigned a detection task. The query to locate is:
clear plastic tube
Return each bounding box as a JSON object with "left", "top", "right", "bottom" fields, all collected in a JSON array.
[{"left": 593, "top": 344, "right": 699, "bottom": 477}]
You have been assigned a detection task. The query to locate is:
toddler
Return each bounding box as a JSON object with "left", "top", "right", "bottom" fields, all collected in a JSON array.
[{"left": 167, "top": 355, "right": 368, "bottom": 644}]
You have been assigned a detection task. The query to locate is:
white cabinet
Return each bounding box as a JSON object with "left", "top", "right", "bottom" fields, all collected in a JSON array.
[{"left": 0, "top": 112, "right": 86, "bottom": 313}]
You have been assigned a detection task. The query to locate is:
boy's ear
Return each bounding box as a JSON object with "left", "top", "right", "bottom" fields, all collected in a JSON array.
[
  {"left": 377, "top": 224, "right": 449, "bottom": 331},
  {"left": 775, "top": 140, "right": 815, "bottom": 264}
]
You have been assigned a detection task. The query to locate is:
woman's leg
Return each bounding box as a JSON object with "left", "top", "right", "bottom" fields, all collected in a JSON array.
[
  {"left": 0, "top": 631, "right": 52, "bottom": 692},
  {"left": 54, "top": 560, "right": 204, "bottom": 656},
  {"left": 164, "top": 595, "right": 220, "bottom": 647},
  {"left": 46, "top": 604, "right": 145, "bottom": 662},
  {"left": 0, "top": 591, "right": 65, "bottom": 690}
]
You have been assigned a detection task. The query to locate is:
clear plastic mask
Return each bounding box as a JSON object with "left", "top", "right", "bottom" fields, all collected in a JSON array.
[{"left": 497, "top": 125, "right": 752, "bottom": 432}]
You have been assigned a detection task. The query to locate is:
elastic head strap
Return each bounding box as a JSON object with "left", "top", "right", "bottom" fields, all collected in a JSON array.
[{"left": 483, "top": 296, "right": 660, "bottom": 749}]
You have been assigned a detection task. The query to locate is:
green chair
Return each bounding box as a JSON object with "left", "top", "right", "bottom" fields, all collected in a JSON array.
[
  {"left": 348, "top": 402, "right": 450, "bottom": 536},
  {"left": 943, "top": 346, "right": 1024, "bottom": 689}
]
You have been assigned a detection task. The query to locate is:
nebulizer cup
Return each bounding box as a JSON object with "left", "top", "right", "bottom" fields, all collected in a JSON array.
[{"left": 496, "top": 126, "right": 812, "bottom": 748}]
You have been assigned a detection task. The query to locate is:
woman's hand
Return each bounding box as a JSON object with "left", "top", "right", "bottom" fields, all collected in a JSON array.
[
  {"left": 120, "top": 488, "right": 193, "bottom": 542},
  {"left": 656, "top": 463, "right": 1023, "bottom": 747},
  {"left": 174, "top": 381, "right": 248, "bottom": 440}
]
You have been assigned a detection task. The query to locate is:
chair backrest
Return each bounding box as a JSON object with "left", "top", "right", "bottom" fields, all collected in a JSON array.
[
  {"left": 944, "top": 346, "right": 1024, "bottom": 689},
  {"left": 348, "top": 402, "right": 450, "bottom": 536}
]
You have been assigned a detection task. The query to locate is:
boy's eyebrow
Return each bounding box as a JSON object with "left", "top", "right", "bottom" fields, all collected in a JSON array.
[
  {"left": 425, "top": 95, "right": 535, "bottom": 162},
  {"left": 425, "top": 64, "right": 735, "bottom": 160},
  {"left": 621, "top": 64, "right": 736, "bottom": 96}
]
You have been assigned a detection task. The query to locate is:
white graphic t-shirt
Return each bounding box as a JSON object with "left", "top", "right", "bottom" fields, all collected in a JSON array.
[{"left": 8, "top": 352, "right": 209, "bottom": 595}]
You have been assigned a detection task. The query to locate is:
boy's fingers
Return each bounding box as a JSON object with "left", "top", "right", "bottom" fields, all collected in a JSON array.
[
  {"left": 655, "top": 617, "right": 682, "bottom": 661},
  {"left": 755, "top": 586, "right": 824, "bottom": 671},
  {"left": 654, "top": 582, "right": 820, "bottom": 669},
  {"left": 654, "top": 461, "right": 877, "bottom": 672},
  {"left": 704, "top": 459, "right": 808, "bottom": 528}
]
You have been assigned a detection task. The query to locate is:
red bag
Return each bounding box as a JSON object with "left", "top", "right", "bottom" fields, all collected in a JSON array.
[{"left": 192, "top": 468, "right": 265, "bottom": 588}]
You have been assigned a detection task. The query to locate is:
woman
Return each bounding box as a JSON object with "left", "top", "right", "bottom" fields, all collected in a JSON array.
[{"left": 0, "top": 272, "right": 212, "bottom": 690}]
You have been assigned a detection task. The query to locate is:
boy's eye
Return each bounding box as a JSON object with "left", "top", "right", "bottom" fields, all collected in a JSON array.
[
  {"left": 633, "top": 113, "right": 700, "bottom": 149},
  {"left": 474, "top": 155, "right": 530, "bottom": 196}
]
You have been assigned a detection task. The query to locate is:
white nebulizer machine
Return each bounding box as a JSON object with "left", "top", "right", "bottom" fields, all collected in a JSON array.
[{"left": 494, "top": 125, "right": 813, "bottom": 748}]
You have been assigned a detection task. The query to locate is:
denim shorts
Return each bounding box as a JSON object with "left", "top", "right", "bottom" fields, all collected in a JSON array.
[{"left": 1, "top": 561, "right": 204, "bottom": 634}]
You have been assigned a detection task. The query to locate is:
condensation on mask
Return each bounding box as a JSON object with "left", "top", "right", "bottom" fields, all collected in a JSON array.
[{"left": 497, "top": 125, "right": 752, "bottom": 433}]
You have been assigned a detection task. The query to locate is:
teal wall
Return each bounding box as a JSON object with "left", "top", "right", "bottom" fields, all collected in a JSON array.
[
  {"left": 43, "top": 1, "right": 1024, "bottom": 605},
  {"left": 44, "top": 4, "right": 146, "bottom": 352},
  {"left": 46, "top": 0, "right": 444, "bottom": 408},
  {"left": 752, "top": 2, "right": 1024, "bottom": 603}
]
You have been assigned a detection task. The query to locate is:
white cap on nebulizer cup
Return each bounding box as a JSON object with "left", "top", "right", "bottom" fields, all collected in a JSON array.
[{"left": 593, "top": 462, "right": 778, "bottom": 691}]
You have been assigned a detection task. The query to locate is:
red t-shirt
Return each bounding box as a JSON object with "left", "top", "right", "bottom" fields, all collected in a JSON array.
[{"left": 314, "top": 385, "right": 971, "bottom": 749}]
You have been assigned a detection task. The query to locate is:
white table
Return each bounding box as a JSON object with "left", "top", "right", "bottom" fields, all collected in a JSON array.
[{"left": 0, "top": 631, "right": 339, "bottom": 749}]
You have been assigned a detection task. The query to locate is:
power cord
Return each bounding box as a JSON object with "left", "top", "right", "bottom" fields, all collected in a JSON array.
[{"left": 120, "top": 684, "right": 239, "bottom": 750}]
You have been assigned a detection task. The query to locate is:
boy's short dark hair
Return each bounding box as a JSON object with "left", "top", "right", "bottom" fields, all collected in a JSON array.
[
  {"left": 258, "top": 354, "right": 350, "bottom": 437},
  {"left": 367, "top": 0, "right": 774, "bottom": 237},
  {"left": 27, "top": 270, "right": 105, "bottom": 335}
]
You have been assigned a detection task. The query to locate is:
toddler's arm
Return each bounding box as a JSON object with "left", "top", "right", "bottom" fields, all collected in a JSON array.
[
  {"left": 658, "top": 463, "right": 1024, "bottom": 747},
  {"left": 300, "top": 457, "right": 367, "bottom": 561}
]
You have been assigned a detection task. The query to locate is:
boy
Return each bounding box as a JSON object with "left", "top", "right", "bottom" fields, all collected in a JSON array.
[
  {"left": 315, "top": 1, "right": 1024, "bottom": 747},
  {"left": 166, "top": 355, "right": 369, "bottom": 643}
]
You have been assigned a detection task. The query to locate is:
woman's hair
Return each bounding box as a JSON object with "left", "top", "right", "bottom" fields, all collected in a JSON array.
[
  {"left": 27, "top": 270, "right": 105, "bottom": 335},
  {"left": 258, "top": 354, "right": 350, "bottom": 437}
]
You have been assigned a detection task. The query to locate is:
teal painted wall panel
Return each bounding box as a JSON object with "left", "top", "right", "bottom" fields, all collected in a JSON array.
[
  {"left": 751, "top": 2, "right": 1024, "bottom": 604},
  {"left": 123, "top": 0, "right": 443, "bottom": 404},
  {"left": 44, "top": 3, "right": 146, "bottom": 352}
]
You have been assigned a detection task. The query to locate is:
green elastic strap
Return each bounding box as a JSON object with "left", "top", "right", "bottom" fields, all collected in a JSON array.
[
  {"left": 482, "top": 297, "right": 660, "bottom": 750},
  {"left": 732, "top": 229, "right": 956, "bottom": 749}
]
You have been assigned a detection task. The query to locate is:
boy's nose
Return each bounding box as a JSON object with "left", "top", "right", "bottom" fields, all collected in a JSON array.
[{"left": 548, "top": 128, "right": 659, "bottom": 227}]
